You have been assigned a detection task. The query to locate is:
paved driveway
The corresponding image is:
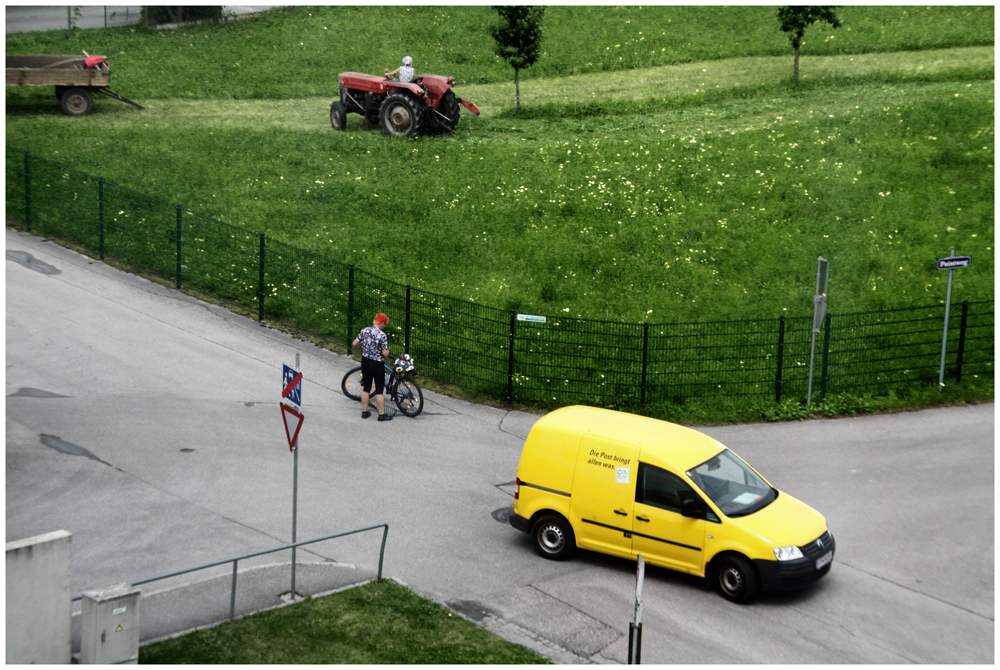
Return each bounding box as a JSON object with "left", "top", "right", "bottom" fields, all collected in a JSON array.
[{"left": 6, "top": 227, "right": 993, "bottom": 663}]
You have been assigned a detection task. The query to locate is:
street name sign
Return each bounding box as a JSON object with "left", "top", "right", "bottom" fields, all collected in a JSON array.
[{"left": 937, "top": 256, "right": 971, "bottom": 270}]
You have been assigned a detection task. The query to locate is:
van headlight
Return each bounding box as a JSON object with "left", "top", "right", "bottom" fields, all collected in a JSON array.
[{"left": 774, "top": 545, "right": 804, "bottom": 561}]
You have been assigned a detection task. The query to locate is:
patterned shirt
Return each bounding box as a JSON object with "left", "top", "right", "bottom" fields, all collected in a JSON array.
[
  {"left": 399, "top": 65, "right": 415, "bottom": 83},
  {"left": 356, "top": 326, "right": 388, "bottom": 361}
]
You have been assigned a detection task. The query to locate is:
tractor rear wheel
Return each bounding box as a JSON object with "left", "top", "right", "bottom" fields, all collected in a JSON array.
[
  {"left": 379, "top": 92, "right": 424, "bottom": 137},
  {"left": 330, "top": 100, "right": 347, "bottom": 130}
]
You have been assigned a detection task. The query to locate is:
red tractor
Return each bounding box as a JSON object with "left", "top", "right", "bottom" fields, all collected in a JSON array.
[{"left": 331, "top": 71, "right": 480, "bottom": 137}]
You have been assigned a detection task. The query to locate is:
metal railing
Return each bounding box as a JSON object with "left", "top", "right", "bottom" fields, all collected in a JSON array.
[
  {"left": 6, "top": 148, "right": 993, "bottom": 408},
  {"left": 71, "top": 523, "right": 389, "bottom": 622}
]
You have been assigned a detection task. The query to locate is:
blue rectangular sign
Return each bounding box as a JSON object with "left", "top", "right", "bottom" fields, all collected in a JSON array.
[{"left": 282, "top": 364, "right": 302, "bottom": 407}]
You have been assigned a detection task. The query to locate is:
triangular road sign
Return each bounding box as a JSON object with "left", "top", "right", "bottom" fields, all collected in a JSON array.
[{"left": 280, "top": 403, "right": 304, "bottom": 451}]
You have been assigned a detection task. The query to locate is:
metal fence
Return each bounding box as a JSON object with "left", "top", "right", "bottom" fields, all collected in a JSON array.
[
  {"left": 6, "top": 148, "right": 994, "bottom": 407},
  {"left": 70, "top": 524, "right": 389, "bottom": 622}
]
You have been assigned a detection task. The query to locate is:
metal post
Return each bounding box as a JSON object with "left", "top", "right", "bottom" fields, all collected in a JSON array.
[
  {"left": 377, "top": 525, "right": 388, "bottom": 580},
  {"left": 507, "top": 311, "right": 517, "bottom": 403},
  {"left": 640, "top": 322, "right": 649, "bottom": 403},
  {"left": 807, "top": 257, "right": 829, "bottom": 407},
  {"left": 175, "top": 205, "right": 182, "bottom": 289},
  {"left": 405, "top": 285, "right": 411, "bottom": 354},
  {"left": 347, "top": 265, "right": 355, "bottom": 355},
  {"left": 98, "top": 178, "right": 105, "bottom": 260},
  {"left": 821, "top": 313, "right": 832, "bottom": 397},
  {"left": 628, "top": 554, "right": 644, "bottom": 664},
  {"left": 23, "top": 152, "right": 31, "bottom": 232},
  {"left": 955, "top": 301, "right": 969, "bottom": 384},
  {"left": 775, "top": 316, "right": 785, "bottom": 402},
  {"left": 257, "top": 234, "right": 265, "bottom": 321},
  {"left": 291, "top": 352, "right": 300, "bottom": 599},
  {"left": 938, "top": 247, "right": 956, "bottom": 393},
  {"left": 229, "top": 560, "right": 238, "bottom": 620}
]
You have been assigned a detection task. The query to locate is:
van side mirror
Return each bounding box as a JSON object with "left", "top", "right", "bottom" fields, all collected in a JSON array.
[{"left": 681, "top": 498, "right": 705, "bottom": 519}]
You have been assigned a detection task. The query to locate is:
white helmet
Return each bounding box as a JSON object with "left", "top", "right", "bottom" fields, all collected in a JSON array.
[{"left": 402, "top": 56, "right": 412, "bottom": 66}]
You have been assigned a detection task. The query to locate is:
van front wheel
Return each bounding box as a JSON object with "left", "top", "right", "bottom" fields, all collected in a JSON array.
[
  {"left": 714, "top": 555, "right": 759, "bottom": 604},
  {"left": 531, "top": 514, "right": 575, "bottom": 560}
]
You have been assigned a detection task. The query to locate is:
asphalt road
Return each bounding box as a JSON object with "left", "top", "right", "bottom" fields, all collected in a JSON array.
[{"left": 6, "top": 227, "right": 994, "bottom": 663}]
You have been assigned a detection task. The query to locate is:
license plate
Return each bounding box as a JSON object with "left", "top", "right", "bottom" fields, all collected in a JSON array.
[{"left": 815, "top": 551, "right": 833, "bottom": 570}]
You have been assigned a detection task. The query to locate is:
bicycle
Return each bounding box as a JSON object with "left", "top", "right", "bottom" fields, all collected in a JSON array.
[{"left": 341, "top": 354, "right": 424, "bottom": 418}]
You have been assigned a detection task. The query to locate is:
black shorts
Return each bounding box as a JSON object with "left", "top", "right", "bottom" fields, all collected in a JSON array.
[{"left": 361, "top": 356, "right": 385, "bottom": 394}]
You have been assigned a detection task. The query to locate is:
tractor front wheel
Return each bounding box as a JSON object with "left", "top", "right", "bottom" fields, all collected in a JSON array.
[
  {"left": 379, "top": 92, "right": 424, "bottom": 137},
  {"left": 330, "top": 100, "right": 347, "bottom": 130},
  {"left": 435, "top": 90, "right": 461, "bottom": 133}
]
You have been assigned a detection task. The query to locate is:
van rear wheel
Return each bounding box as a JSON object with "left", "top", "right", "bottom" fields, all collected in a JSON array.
[{"left": 531, "top": 514, "right": 575, "bottom": 560}]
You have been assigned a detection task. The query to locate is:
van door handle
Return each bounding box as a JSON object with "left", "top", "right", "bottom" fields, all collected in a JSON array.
[
  {"left": 614, "top": 509, "right": 628, "bottom": 516},
  {"left": 635, "top": 515, "right": 650, "bottom": 522}
]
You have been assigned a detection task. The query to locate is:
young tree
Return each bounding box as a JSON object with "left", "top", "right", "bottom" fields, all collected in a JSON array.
[
  {"left": 777, "top": 6, "right": 841, "bottom": 82},
  {"left": 488, "top": 6, "right": 545, "bottom": 108}
]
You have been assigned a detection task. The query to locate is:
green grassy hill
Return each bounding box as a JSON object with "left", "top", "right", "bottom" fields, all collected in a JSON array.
[{"left": 6, "top": 6, "right": 994, "bottom": 326}]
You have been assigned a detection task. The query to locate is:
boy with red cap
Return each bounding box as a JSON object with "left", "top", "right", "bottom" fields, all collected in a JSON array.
[{"left": 352, "top": 313, "right": 392, "bottom": 421}]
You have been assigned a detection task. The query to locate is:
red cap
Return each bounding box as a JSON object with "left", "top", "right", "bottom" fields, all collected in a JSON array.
[{"left": 374, "top": 313, "right": 388, "bottom": 325}]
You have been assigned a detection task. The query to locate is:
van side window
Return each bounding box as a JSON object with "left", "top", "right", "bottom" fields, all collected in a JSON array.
[{"left": 637, "top": 463, "right": 719, "bottom": 522}]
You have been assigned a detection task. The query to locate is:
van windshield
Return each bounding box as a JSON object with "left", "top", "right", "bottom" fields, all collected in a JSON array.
[{"left": 686, "top": 449, "right": 776, "bottom": 517}]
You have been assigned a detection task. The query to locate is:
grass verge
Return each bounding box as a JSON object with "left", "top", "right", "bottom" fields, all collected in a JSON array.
[{"left": 138, "top": 579, "right": 547, "bottom": 664}]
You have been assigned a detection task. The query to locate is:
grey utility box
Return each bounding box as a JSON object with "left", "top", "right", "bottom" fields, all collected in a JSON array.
[{"left": 80, "top": 583, "right": 141, "bottom": 664}]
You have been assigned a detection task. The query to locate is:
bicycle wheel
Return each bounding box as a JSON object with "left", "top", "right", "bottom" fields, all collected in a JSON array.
[
  {"left": 393, "top": 377, "right": 424, "bottom": 417},
  {"left": 341, "top": 366, "right": 364, "bottom": 401}
]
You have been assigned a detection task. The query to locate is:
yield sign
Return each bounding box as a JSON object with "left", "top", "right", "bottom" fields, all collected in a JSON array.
[{"left": 280, "top": 403, "right": 304, "bottom": 452}]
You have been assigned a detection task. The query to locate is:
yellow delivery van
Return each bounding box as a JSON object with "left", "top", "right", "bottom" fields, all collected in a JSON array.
[{"left": 509, "top": 406, "right": 834, "bottom": 603}]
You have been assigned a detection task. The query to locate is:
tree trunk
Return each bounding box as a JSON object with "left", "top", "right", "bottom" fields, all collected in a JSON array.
[
  {"left": 515, "top": 67, "right": 521, "bottom": 108},
  {"left": 794, "top": 44, "right": 800, "bottom": 83}
]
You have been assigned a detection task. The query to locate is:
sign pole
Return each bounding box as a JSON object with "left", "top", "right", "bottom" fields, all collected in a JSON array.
[
  {"left": 807, "top": 257, "right": 829, "bottom": 408},
  {"left": 628, "top": 554, "right": 644, "bottom": 664},
  {"left": 935, "top": 249, "right": 971, "bottom": 393},
  {"left": 938, "top": 248, "right": 955, "bottom": 393},
  {"left": 291, "top": 353, "right": 299, "bottom": 598}
]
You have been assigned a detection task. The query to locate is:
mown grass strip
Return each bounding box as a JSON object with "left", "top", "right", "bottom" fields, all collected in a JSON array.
[{"left": 138, "top": 579, "right": 547, "bottom": 664}]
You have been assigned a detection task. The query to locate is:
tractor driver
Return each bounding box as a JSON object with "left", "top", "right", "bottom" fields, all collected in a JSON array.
[{"left": 385, "top": 56, "right": 415, "bottom": 83}]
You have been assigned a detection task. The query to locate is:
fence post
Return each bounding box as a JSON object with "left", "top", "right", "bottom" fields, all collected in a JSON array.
[
  {"left": 175, "top": 205, "right": 182, "bottom": 289},
  {"left": 257, "top": 234, "right": 265, "bottom": 322},
  {"left": 507, "top": 311, "right": 517, "bottom": 404},
  {"left": 405, "top": 284, "right": 411, "bottom": 354},
  {"left": 98, "top": 178, "right": 105, "bottom": 261},
  {"left": 347, "top": 265, "right": 355, "bottom": 356},
  {"left": 775, "top": 316, "right": 786, "bottom": 402},
  {"left": 955, "top": 300, "right": 969, "bottom": 384},
  {"left": 229, "top": 560, "right": 238, "bottom": 620},
  {"left": 23, "top": 152, "right": 31, "bottom": 232},
  {"left": 820, "top": 313, "right": 832, "bottom": 397},
  {"left": 640, "top": 322, "right": 649, "bottom": 404}
]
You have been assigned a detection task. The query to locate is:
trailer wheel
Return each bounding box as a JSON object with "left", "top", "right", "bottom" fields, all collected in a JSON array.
[
  {"left": 379, "top": 92, "right": 424, "bottom": 137},
  {"left": 60, "top": 88, "right": 93, "bottom": 116},
  {"left": 330, "top": 100, "right": 347, "bottom": 130}
]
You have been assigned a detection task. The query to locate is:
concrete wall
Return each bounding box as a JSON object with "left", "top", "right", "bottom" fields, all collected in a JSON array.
[{"left": 6, "top": 530, "right": 72, "bottom": 664}]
